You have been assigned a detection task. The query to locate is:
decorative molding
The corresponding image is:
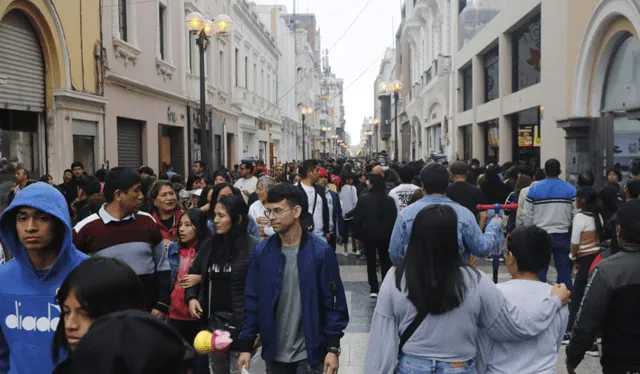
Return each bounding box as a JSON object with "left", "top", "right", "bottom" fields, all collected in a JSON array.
[
  {"left": 113, "top": 38, "right": 141, "bottom": 65},
  {"left": 156, "top": 58, "right": 176, "bottom": 80}
]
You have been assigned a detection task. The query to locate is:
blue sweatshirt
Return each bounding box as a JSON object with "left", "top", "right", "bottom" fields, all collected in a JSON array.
[{"left": 0, "top": 182, "right": 88, "bottom": 374}]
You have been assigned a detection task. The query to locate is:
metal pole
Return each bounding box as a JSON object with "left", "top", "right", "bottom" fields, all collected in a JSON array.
[
  {"left": 394, "top": 92, "right": 399, "bottom": 162},
  {"left": 323, "top": 131, "right": 326, "bottom": 158},
  {"left": 198, "top": 31, "right": 208, "bottom": 165},
  {"left": 302, "top": 114, "right": 306, "bottom": 160},
  {"left": 375, "top": 126, "right": 379, "bottom": 155}
]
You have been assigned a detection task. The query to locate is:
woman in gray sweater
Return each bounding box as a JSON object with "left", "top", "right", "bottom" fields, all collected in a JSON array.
[{"left": 364, "top": 205, "right": 570, "bottom": 374}]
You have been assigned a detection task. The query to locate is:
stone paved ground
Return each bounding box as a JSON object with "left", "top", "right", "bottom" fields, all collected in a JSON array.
[{"left": 248, "top": 255, "right": 602, "bottom": 373}]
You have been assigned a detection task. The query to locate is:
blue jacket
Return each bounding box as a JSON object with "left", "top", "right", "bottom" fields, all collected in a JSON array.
[
  {"left": 328, "top": 190, "right": 343, "bottom": 237},
  {"left": 237, "top": 231, "right": 349, "bottom": 366},
  {"left": 167, "top": 242, "right": 181, "bottom": 294},
  {"left": 0, "top": 183, "right": 88, "bottom": 374}
]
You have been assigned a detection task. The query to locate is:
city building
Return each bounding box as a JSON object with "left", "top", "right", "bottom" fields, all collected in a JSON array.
[
  {"left": 0, "top": 0, "right": 105, "bottom": 210},
  {"left": 373, "top": 48, "right": 397, "bottom": 158},
  {"left": 230, "top": 0, "right": 281, "bottom": 169}
]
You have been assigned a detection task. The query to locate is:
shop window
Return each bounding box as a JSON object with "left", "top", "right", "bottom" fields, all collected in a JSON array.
[
  {"left": 515, "top": 107, "right": 541, "bottom": 169},
  {"left": 462, "top": 125, "right": 473, "bottom": 161},
  {"left": 461, "top": 65, "right": 473, "bottom": 111},
  {"left": 484, "top": 119, "right": 499, "bottom": 165},
  {"left": 484, "top": 45, "right": 499, "bottom": 103},
  {"left": 512, "top": 15, "right": 541, "bottom": 92}
]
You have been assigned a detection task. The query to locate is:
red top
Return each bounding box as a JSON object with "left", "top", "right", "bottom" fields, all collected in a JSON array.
[
  {"left": 152, "top": 210, "right": 183, "bottom": 241},
  {"left": 169, "top": 245, "right": 197, "bottom": 321}
]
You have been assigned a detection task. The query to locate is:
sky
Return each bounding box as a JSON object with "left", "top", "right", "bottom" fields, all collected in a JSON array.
[{"left": 253, "top": 0, "right": 401, "bottom": 145}]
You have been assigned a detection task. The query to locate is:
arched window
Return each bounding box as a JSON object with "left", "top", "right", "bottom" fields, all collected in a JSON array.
[{"left": 602, "top": 35, "right": 640, "bottom": 110}]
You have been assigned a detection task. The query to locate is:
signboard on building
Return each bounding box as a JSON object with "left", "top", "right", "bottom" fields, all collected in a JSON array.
[{"left": 518, "top": 125, "right": 541, "bottom": 147}]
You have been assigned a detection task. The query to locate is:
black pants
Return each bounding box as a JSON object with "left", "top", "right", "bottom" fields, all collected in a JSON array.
[
  {"left": 328, "top": 232, "right": 337, "bottom": 251},
  {"left": 341, "top": 219, "right": 357, "bottom": 252},
  {"left": 364, "top": 241, "right": 391, "bottom": 293},
  {"left": 266, "top": 359, "right": 323, "bottom": 374},
  {"left": 168, "top": 319, "right": 209, "bottom": 374},
  {"left": 568, "top": 253, "right": 598, "bottom": 333}
]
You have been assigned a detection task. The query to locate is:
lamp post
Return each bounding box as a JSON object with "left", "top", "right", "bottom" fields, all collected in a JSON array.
[
  {"left": 332, "top": 134, "right": 338, "bottom": 158},
  {"left": 321, "top": 126, "right": 331, "bottom": 159},
  {"left": 186, "top": 12, "right": 232, "bottom": 165},
  {"left": 368, "top": 117, "right": 380, "bottom": 156},
  {"left": 381, "top": 81, "right": 402, "bottom": 162},
  {"left": 365, "top": 130, "right": 374, "bottom": 157},
  {"left": 298, "top": 106, "right": 313, "bottom": 160}
]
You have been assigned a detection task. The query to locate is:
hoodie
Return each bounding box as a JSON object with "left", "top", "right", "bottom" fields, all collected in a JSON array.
[{"left": 0, "top": 182, "right": 88, "bottom": 374}]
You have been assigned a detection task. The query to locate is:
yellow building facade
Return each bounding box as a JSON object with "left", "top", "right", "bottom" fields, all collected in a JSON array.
[{"left": 0, "top": 0, "right": 105, "bottom": 209}]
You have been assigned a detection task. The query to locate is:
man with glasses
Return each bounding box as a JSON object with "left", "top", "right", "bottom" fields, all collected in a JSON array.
[
  {"left": 234, "top": 161, "right": 258, "bottom": 204},
  {"left": 237, "top": 184, "right": 349, "bottom": 374}
]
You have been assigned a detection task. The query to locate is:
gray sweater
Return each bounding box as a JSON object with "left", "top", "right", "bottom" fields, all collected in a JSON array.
[{"left": 363, "top": 268, "right": 562, "bottom": 373}]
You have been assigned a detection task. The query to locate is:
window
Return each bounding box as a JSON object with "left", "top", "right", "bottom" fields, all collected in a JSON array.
[
  {"left": 244, "top": 57, "right": 248, "bottom": 88},
  {"left": 158, "top": 4, "right": 166, "bottom": 59},
  {"left": 462, "top": 66, "right": 472, "bottom": 111},
  {"left": 484, "top": 46, "right": 499, "bottom": 103},
  {"left": 267, "top": 74, "right": 270, "bottom": 101},
  {"left": 512, "top": 15, "right": 541, "bottom": 92},
  {"left": 219, "top": 51, "right": 224, "bottom": 89},
  {"left": 261, "top": 69, "right": 264, "bottom": 97},
  {"left": 253, "top": 63, "right": 257, "bottom": 93},
  {"left": 119, "top": 0, "right": 128, "bottom": 41},
  {"left": 459, "top": 0, "right": 467, "bottom": 13},
  {"left": 235, "top": 49, "right": 239, "bottom": 87},
  {"left": 484, "top": 119, "right": 499, "bottom": 165}
]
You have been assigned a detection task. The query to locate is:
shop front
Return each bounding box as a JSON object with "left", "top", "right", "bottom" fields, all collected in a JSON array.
[{"left": 514, "top": 107, "right": 541, "bottom": 169}]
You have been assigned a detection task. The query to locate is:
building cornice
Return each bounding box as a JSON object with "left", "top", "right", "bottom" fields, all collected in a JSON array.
[
  {"left": 105, "top": 72, "right": 189, "bottom": 104},
  {"left": 232, "top": 1, "right": 281, "bottom": 59}
]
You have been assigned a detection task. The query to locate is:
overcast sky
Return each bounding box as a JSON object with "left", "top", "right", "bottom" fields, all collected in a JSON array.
[{"left": 254, "top": 0, "right": 401, "bottom": 145}]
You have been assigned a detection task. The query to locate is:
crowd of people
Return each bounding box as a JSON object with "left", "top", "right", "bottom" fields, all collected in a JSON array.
[{"left": 0, "top": 154, "right": 638, "bottom": 374}]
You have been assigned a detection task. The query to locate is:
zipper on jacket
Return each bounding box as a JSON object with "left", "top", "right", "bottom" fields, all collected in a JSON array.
[{"left": 330, "top": 281, "right": 337, "bottom": 309}]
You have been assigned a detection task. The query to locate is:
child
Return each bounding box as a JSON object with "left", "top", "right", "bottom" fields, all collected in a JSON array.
[{"left": 477, "top": 226, "right": 569, "bottom": 374}]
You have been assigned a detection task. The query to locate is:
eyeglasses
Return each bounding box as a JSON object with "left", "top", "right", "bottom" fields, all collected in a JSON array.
[{"left": 264, "top": 208, "right": 294, "bottom": 217}]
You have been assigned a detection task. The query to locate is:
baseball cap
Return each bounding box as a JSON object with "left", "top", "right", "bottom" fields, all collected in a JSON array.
[
  {"left": 191, "top": 188, "right": 203, "bottom": 197},
  {"left": 318, "top": 167, "right": 329, "bottom": 178},
  {"left": 71, "top": 310, "right": 197, "bottom": 374}
]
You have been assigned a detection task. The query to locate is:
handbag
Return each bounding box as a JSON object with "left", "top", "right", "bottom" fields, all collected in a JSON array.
[{"left": 297, "top": 184, "right": 318, "bottom": 232}]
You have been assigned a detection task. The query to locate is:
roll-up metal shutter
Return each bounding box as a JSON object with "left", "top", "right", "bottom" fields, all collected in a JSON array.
[
  {"left": 0, "top": 11, "right": 45, "bottom": 112},
  {"left": 117, "top": 118, "right": 143, "bottom": 169}
]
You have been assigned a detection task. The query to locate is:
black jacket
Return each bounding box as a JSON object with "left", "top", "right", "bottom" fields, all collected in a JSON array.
[
  {"left": 566, "top": 245, "right": 640, "bottom": 372},
  {"left": 185, "top": 234, "right": 259, "bottom": 333},
  {"left": 352, "top": 191, "right": 396, "bottom": 245}
]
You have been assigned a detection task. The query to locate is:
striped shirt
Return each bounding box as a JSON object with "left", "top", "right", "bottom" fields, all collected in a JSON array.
[
  {"left": 570, "top": 213, "right": 603, "bottom": 260},
  {"left": 72, "top": 204, "right": 171, "bottom": 313}
]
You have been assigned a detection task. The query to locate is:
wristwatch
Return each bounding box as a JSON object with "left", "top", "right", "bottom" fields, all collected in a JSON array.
[{"left": 327, "top": 347, "right": 341, "bottom": 356}]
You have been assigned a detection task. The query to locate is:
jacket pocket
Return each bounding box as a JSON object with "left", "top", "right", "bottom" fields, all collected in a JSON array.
[{"left": 329, "top": 281, "right": 337, "bottom": 309}]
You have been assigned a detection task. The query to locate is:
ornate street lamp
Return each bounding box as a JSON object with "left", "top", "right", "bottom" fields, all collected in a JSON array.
[
  {"left": 186, "top": 12, "right": 232, "bottom": 164},
  {"left": 298, "top": 105, "right": 313, "bottom": 159}
]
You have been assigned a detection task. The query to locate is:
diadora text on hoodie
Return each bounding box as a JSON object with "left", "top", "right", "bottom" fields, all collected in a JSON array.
[{"left": 0, "top": 182, "right": 88, "bottom": 374}]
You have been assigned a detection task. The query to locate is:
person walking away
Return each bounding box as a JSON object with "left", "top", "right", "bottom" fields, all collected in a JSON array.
[
  {"left": 388, "top": 166, "right": 420, "bottom": 213},
  {"left": 167, "top": 209, "right": 210, "bottom": 374},
  {"left": 236, "top": 184, "right": 349, "bottom": 374},
  {"left": 564, "top": 187, "right": 603, "bottom": 356},
  {"left": 51, "top": 257, "right": 146, "bottom": 374},
  {"left": 476, "top": 226, "right": 569, "bottom": 374},
  {"left": 318, "top": 168, "right": 342, "bottom": 251},
  {"left": 338, "top": 174, "right": 358, "bottom": 256},
  {"left": 186, "top": 196, "right": 258, "bottom": 374},
  {"left": 504, "top": 169, "right": 533, "bottom": 234},
  {"left": 566, "top": 200, "right": 640, "bottom": 374},
  {"left": 516, "top": 169, "right": 545, "bottom": 228},
  {"left": 249, "top": 176, "right": 277, "bottom": 238},
  {"left": 521, "top": 159, "right": 577, "bottom": 289},
  {"left": 234, "top": 162, "right": 258, "bottom": 204},
  {"left": 389, "top": 163, "right": 504, "bottom": 266},
  {"left": 352, "top": 174, "right": 396, "bottom": 298},
  {"left": 446, "top": 161, "right": 489, "bottom": 230},
  {"left": 364, "top": 205, "right": 570, "bottom": 374},
  {"left": 296, "top": 160, "right": 330, "bottom": 243},
  {"left": 72, "top": 167, "right": 171, "bottom": 317},
  {"left": 0, "top": 182, "right": 88, "bottom": 373}
]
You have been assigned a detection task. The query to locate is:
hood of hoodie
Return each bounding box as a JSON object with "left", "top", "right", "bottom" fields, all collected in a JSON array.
[{"left": 0, "top": 182, "right": 84, "bottom": 280}]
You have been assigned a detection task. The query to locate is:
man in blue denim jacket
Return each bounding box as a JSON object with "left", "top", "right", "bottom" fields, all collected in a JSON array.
[
  {"left": 237, "top": 184, "right": 349, "bottom": 374},
  {"left": 389, "top": 163, "right": 504, "bottom": 266}
]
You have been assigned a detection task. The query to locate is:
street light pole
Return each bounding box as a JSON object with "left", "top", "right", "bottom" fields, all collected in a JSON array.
[
  {"left": 394, "top": 91, "right": 399, "bottom": 163},
  {"left": 302, "top": 114, "right": 306, "bottom": 160},
  {"left": 197, "top": 31, "right": 208, "bottom": 164}
]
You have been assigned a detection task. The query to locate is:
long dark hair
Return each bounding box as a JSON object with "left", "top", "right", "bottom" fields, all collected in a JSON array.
[
  {"left": 578, "top": 187, "right": 604, "bottom": 243},
  {"left": 178, "top": 209, "right": 212, "bottom": 249},
  {"left": 198, "top": 186, "right": 213, "bottom": 208},
  {"left": 211, "top": 182, "right": 233, "bottom": 204},
  {"left": 52, "top": 257, "right": 145, "bottom": 361},
  {"left": 395, "top": 205, "right": 473, "bottom": 315},
  {"left": 209, "top": 195, "right": 249, "bottom": 265}
]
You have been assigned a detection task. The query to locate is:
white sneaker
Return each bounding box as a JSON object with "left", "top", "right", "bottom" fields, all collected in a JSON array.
[
  {"left": 369, "top": 293, "right": 378, "bottom": 298},
  {"left": 342, "top": 252, "right": 349, "bottom": 257}
]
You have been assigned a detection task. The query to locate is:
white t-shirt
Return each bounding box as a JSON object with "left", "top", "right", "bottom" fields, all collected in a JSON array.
[
  {"left": 249, "top": 200, "right": 275, "bottom": 237},
  {"left": 234, "top": 176, "right": 258, "bottom": 203},
  {"left": 298, "top": 182, "right": 324, "bottom": 237},
  {"left": 388, "top": 183, "right": 420, "bottom": 212}
]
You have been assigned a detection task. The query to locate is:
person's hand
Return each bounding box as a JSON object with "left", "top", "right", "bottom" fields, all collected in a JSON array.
[
  {"left": 492, "top": 216, "right": 503, "bottom": 224},
  {"left": 253, "top": 334, "right": 262, "bottom": 349},
  {"left": 325, "top": 233, "right": 331, "bottom": 240},
  {"left": 551, "top": 283, "right": 571, "bottom": 305},
  {"left": 179, "top": 274, "right": 201, "bottom": 288},
  {"left": 237, "top": 352, "right": 251, "bottom": 372},
  {"left": 188, "top": 299, "right": 203, "bottom": 319},
  {"left": 323, "top": 353, "right": 339, "bottom": 374},
  {"left": 243, "top": 190, "right": 250, "bottom": 196},
  {"left": 566, "top": 357, "right": 577, "bottom": 374},
  {"left": 163, "top": 239, "right": 172, "bottom": 250},
  {"left": 151, "top": 309, "right": 166, "bottom": 319},
  {"left": 256, "top": 216, "right": 269, "bottom": 225}
]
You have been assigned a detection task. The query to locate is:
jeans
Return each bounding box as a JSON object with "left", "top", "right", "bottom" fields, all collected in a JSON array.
[
  {"left": 209, "top": 351, "right": 240, "bottom": 374},
  {"left": 266, "top": 360, "right": 323, "bottom": 374},
  {"left": 396, "top": 355, "right": 476, "bottom": 374},
  {"left": 537, "top": 233, "right": 573, "bottom": 290},
  {"left": 364, "top": 241, "right": 391, "bottom": 293},
  {"left": 568, "top": 253, "right": 598, "bottom": 332}
]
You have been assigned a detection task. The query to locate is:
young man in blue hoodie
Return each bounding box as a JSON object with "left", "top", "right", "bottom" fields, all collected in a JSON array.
[{"left": 0, "top": 182, "right": 88, "bottom": 374}]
